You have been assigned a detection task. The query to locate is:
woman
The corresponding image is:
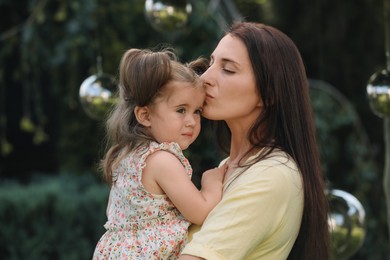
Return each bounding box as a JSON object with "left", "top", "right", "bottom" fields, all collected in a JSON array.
[{"left": 180, "top": 22, "right": 330, "bottom": 259}]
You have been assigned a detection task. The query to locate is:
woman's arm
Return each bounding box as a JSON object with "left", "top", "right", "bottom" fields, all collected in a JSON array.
[{"left": 180, "top": 160, "right": 303, "bottom": 259}]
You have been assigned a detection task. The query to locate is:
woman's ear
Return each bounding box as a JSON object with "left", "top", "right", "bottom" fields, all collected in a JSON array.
[{"left": 134, "top": 106, "right": 151, "bottom": 127}]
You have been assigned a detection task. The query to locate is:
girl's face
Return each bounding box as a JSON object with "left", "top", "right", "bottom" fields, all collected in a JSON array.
[
  {"left": 147, "top": 81, "right": 205, "bottom": 150},
  {"left": 201, "top": 34, "right": 262, "bottom": 122}
]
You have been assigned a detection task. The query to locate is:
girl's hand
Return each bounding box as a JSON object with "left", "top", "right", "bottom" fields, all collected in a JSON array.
[
  {"left": 201, "top": 164, "right": 227, "bottom": 186},
  {"left": 199, "top": 164, "right": 226, "bottom": 208}
]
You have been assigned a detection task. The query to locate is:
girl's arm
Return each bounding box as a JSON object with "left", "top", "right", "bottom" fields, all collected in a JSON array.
[{"left": 142, "top": 150, "right": 225, "bottom": 225}]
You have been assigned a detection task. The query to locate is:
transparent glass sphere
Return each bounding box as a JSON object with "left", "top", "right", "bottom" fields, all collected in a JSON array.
[
  {"left": 144, "top": 0, "right": 192, "bottom": 32},
  {"left": 79, "top": 74, "right": 117, "bottom": 120},
  {"left": 367, "top": 69, "right": 390, "bottom": 118},
  {"left": 328, "top": 189, "right": 366, "bottom": 260}
]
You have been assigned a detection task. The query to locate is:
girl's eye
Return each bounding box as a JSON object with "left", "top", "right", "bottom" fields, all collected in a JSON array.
[
  {"left": 177, "top": 108, "right": 186, "bottom": 114},
  {"left": 195, "top": 109, "right": 203, "bottom": 115}
]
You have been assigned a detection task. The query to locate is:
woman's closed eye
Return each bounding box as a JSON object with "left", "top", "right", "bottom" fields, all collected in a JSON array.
[{"left": 222, "top": 68, "right": 235, "bottom": 74}]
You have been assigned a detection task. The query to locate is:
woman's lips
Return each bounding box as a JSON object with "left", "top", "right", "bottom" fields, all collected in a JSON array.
[{"left": 205, "top": 93, "right": 214, "bottom": 99}]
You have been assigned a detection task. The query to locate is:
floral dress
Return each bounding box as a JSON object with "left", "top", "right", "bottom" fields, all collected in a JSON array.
[{"left": 93, "top": 141, "right": 192, "bottom": 259}]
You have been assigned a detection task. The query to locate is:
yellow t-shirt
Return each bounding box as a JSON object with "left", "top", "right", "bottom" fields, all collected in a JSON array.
[{"left": 182, "top": 150, "right": 304, "bottom": 260}]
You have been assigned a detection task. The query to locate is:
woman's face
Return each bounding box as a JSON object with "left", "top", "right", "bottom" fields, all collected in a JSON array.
[{"left": 201, "top": 34, "right": 262, "bottom": 122}]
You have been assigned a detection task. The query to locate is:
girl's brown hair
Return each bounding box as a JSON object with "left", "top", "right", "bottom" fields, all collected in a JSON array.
[{"left": 101, "top": 48, "right": 202, "bottom": 184}]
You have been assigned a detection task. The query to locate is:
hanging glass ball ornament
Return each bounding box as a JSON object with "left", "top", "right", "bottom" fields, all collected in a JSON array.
[
  {"left": 367, "top": 69, "right": 390, "bottom": 118},
  {"left": 328, "top": 189, "right": 366, "bottom": 260},
  {"left": 79, "top": 74, "right": 117, "bottom": 120},
  {"left": 144, "top": 0, "right": 192, "bottom": 32}
]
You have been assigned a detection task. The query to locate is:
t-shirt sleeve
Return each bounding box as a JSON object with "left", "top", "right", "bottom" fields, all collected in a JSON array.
[{"left": 181, "top": 160, "right": 303, "bottom": 259}]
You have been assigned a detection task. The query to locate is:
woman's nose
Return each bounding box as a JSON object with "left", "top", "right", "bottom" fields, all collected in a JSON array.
[{"left": 200, "top": 66, "right": 214, "bottom": 87}]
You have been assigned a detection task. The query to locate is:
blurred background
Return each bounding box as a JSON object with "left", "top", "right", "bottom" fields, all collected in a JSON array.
[{"left": 0, "top": 0, "right": 388, "bottom": 259}]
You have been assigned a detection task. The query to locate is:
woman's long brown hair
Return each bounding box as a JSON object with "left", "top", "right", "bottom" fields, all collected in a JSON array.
[{"left": 225, "top": 22, "right": 330, "bottom": 259}]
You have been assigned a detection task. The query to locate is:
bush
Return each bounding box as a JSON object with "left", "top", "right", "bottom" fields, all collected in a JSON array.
[{"left": 0, "top": 173, "right": 109, "bottom": 260}]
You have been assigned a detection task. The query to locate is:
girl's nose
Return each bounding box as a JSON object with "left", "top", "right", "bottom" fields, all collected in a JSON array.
[{"left": 185, "top": 115, "right": 196, "bottom": 127}]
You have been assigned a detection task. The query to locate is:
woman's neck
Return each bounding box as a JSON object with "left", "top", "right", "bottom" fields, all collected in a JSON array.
[
  {"left": 226, "top": 113, "right": 264, "bottom": 165},
  {"left": 226, "top": 119, "right": 252, "bottom": 164}
]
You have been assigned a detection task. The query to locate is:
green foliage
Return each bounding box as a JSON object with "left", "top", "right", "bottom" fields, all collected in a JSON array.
[
  {"left": 0, "top": 173, "right": 109, "bottom": 259},
  {"left": 0, "top": 0, "right": 389, "bottom": 259},
  {"left": 309, "top": 79, "right": 388, "bottom": 259},
  {"left": 0, "top": 0, "right": 222, "bottom": 173}
]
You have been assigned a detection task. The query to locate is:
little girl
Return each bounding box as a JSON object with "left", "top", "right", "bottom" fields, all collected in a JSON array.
[{"left": 93, "top": 48, "right": 225, "bottom": 259}]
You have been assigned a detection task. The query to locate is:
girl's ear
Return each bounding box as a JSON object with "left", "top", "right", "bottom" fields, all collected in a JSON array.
[{"left": 134, "top": 106, "right": 151, "bottom": 127}]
